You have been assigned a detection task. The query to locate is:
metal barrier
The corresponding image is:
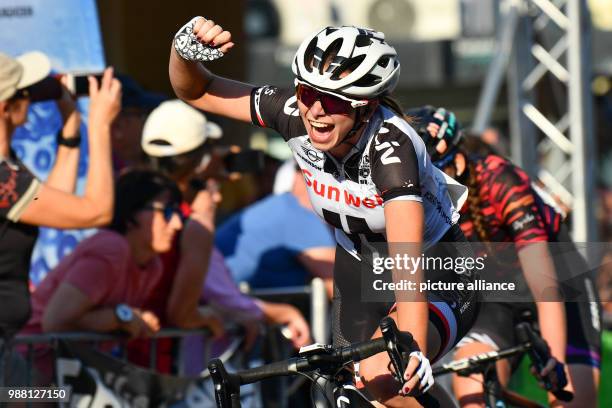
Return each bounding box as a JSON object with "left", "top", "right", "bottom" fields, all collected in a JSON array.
[
  {"left": 247, "top": 277, "right": 330, "bottom": 344},
  {"left": 246, "top": 278, "right": 330, "bottom": 408},
  {"left": 3, "top": 279, "right": 329, "bottom": 407},
  {"left": 10, "top": 328, "right": 212, "bottom": 385}
]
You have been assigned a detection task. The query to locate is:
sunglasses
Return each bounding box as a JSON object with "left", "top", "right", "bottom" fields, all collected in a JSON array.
[
  {"left": 296, "top": 83, "right": 368, "bottom": 115},
  {"left": 9, "top": 88, "right": 30, "bottom": 101},
  {"left": 144, "top": 202, "right": 183, "bottom": 222}
]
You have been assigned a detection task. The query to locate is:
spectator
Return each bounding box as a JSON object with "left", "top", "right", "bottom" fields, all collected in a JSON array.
[
  {"left": 20, "top": 169, "right": 182, "bottom": 382},
  {"left": 111, "top": 75, "right": 167, "bottom": 171},
  {"left": 216, "top": 161, "right": 335, "bottom": 297},
  {"left": 140, "top": 100, "right": 310, "bottom": 347},
  {"left": 0, "top": 53, "right": 119, "bottom": 384}
]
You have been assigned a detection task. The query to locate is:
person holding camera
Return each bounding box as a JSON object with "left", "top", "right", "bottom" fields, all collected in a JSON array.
[
  {"left": 139, "top": 100, "right": 310, "bottom": 350},
  {"left": 0, "top": 51, "right": 120, "bottom": 383}
]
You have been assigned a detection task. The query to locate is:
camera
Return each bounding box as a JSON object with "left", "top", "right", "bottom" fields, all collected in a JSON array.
[{"left": 25, "top": 73, "right": 103, "bottom": 102}]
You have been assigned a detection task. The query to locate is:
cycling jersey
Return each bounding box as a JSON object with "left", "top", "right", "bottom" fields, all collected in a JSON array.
[
  {"left": 456, "top": 154, "right": 601, "bottom": 368},
  {"left": 250, "top": 86, "right": 467, "bottom": 259},
  {"left": 459, "top": 154, "right": 556, "bottom": 249}
]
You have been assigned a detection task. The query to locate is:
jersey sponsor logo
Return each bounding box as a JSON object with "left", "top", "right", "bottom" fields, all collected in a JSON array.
[
  {"left": 374, "top": 140, "right": 401, "bottom": 165},
  {"left": 358, "top": 154, "right": 371, "bottom": 182},
  {"left": 301, "top": 145, "right": 324, "bottom": 162},
  {"left": 511, "top": 213, "right": 536, "bottom": 232},
  {"left": 283, "top": 95, "right": 300, "bottom": 117},
  {"left": 301, "top": 169, "right": 382, "bottom": 208},
  {"left": 253, "top": 88, "right": 266, "bottom": 126},
  {"left": 423, "top": 191, "right": 453, "bottom": 226}
]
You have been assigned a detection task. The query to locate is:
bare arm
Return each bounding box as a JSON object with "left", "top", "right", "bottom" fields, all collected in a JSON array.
[
  {"left": 384, "top": 200, "right": 428, "bottom": 354},
  {"left": 42, "top": 282, "right": 118, "bottom": 333},
  {"left": 297, "top": 247, "right": 335, "bottom": 299},
  {"left": 42, "top": 282, "right": 160, "bottom": 338},
  {"left": 18, "top": 68, "right": 120, "bottom": 229},
  {"left": 166, "top": 188, "right": 223, "bottom": 336},
  {"left": 518, "top": 242, "right": 567, "bottom": 363},
  {"left": 166, "top": 216, "right": 214, "bottom": 328},
  {"left": 46, "top": 78, "right": 81, "bottom": 192},
  {"left": 255, "top": 299, "right": 311, "bottom": 348},
  {"left": 169, "top": 18, "right": 253, "bottom": 122}
]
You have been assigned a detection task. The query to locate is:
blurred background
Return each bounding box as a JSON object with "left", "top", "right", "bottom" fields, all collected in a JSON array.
[
  {"left": 94, "top": 0, "right": 612, "bottom": 237},
  {"left": 1, "top": 0, "right": 611, "bottom": 405}
]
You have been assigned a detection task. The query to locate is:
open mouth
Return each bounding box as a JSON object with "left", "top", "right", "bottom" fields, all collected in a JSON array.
[{"left": 308, "top": 120, "right": 335, "bottom": 142}]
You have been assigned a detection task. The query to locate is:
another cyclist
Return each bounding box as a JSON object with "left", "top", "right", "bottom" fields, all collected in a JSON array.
[
  {"left": 169, "top": 17, "right": 479, "bottom": 406},
  {"left": 411, "top": 106, "right": 601, "bottom": 407}
]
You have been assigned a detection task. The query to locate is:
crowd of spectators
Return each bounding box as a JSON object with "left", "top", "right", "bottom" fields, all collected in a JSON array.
[{"left": 0, "top": 50, "right": 332, "bottom": 401}]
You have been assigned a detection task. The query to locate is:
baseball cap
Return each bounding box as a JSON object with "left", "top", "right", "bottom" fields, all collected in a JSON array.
[
  {"left": 142, "top": 99, "right": 222, "bottom": 157},
  {"left": 0, "top": 51, "right": 51, "bottom": 101}
]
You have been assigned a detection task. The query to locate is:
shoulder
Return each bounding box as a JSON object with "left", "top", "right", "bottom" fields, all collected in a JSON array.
[
  {"left": 78, "top": 230, "right": 130, "bottom": 265},
  {"left": 251, "top": 86, "right": 299, "bottom": 123},
  {"left": 483, "top": 155, "right": 530, "bottom": 188},
  {"left": 370, "top": 108, "right": 427, "bottom": 159},
  {"left": 0, "top": 156, "right": 41, "bottom": 221}
]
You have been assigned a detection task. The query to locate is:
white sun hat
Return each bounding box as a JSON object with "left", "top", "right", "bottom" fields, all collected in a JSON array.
[
  {"left": 0, "top": 51, "right": 51, "bottom": 102},
  {"left": 142, "top": 99, "right": 222, "bottom": 157}
]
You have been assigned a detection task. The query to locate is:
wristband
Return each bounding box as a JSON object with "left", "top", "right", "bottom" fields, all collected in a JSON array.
[
  {"left": 174, "top": 16, "right": 224, "bottom": 62},
  {"left": 56, "top": 130, "right": 81, "bottom": 148}
]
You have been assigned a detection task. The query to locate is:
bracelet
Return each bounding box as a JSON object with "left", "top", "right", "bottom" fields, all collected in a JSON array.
[
  {"left": 174, "top": 16, "right": 224, "bottom": 62},
  {"left": 56, "top": 130, "right": 81, "bottom": 148}
]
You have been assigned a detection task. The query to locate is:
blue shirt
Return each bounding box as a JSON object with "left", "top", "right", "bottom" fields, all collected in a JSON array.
[{"left": 215, "top": 193, "right": 335, "bottom": 289}]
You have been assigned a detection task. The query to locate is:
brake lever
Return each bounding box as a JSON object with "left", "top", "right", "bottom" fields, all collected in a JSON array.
[
  {"left": 515, "top": 323, "right": 573, "bottom": 402},
  {"left": 209, "top": 358, "right": 241, "bottom": 408},
  {"left": 379, "top": 317, "right": 440, "bottom": 408}
]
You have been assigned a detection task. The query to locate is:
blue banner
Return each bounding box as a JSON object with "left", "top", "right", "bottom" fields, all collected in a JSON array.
[{"left": 0, "top": 0, "right": 105, "bottom": 284}]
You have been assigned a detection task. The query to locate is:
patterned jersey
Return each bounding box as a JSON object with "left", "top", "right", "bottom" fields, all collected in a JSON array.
[
  {"left": 250, "top": 86, "right": 467, "bottom": 259},
  {"left": 459, "top": 154, "right": 562, "bottom": 250}
]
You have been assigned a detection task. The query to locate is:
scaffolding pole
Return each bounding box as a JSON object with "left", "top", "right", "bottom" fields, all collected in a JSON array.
[{"left": 473, "top": 0, "right": 597, "bottom": 241}]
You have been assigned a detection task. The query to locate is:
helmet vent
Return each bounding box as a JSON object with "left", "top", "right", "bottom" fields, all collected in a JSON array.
[
  {"left": 332, "top": 54, "right": 366, "bottom": 79},
  {"left": 353, "top": 73, "right": 381, "bottom": 87},
  {"left": 321, "top": 38, "right": 344, "bottom": 74},
  {"left": 378, "top": 56, "right": 390, "bottom": 68},
  {"left": 355, "top": 35, "right": 372, "bottom": 48},
  {"left": 303, "top": 38, "right": 319, "bottom": 73}
]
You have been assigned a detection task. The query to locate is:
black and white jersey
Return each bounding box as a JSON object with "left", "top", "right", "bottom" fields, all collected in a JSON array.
[{"left": 251, "top": 86, "right": 467, "bottom": 259}]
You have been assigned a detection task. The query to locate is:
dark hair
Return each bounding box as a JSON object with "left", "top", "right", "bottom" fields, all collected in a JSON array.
[
  {"left": 109, "top": 169, "right": 181, "bottom": 234},
  {"left": 148, "top": 143, "right": 210, "bottom": 181},
  {"left": 461, "top": 133, "right": 503, "bottom": 159},
  {"left": 379, "top": 95, "right": 413, "bottom": 124}
]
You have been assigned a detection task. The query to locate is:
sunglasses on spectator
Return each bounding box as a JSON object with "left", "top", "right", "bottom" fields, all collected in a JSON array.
[
  {"left": 9, "top": 88, "right": 30, "bottom": 101},
  {"left": 295, "top": 82, "right": 368, "bottom": 115},
  {"left": 144, "top": 202, "right": 182, "bottom": 222}
]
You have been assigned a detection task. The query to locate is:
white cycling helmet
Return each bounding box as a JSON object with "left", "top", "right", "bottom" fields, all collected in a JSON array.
[{"left": 292, "top": 26, "right": 400, "bottom": 98}]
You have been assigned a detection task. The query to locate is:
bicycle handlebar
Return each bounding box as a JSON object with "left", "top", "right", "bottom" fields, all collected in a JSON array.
[
  {"left": 433, "top": 321, "right": 573, "bottom": 403},
  {"left": 209, "top": 317, "right": 440, "bottom": 408}
]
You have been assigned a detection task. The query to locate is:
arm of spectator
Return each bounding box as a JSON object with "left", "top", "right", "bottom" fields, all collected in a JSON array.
[
  {"left": 254, "top": 300, "right": 311, "bottom": 349},
  {"left": 45, "top": 77, "right": 81, "bottom": 193},
  {"left": 297, "top": 247, "right": 334, "bottom": 299},
  {"left": 42, "top": 282, "right": 160, "bottom": 338},
  {"left": 18, "top": 68, "right": 120, "bottom": 229},
  {"left": 166, "top": 187, "right": 224, "bottom": 337}
]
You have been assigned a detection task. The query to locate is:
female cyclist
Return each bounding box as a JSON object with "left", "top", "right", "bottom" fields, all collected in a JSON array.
[
  {"left": 410, "top": 106, "right": 601, "bottom": 407},
  {"left": 169, "top": 18, "right": 478, "bottom": 406}
]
